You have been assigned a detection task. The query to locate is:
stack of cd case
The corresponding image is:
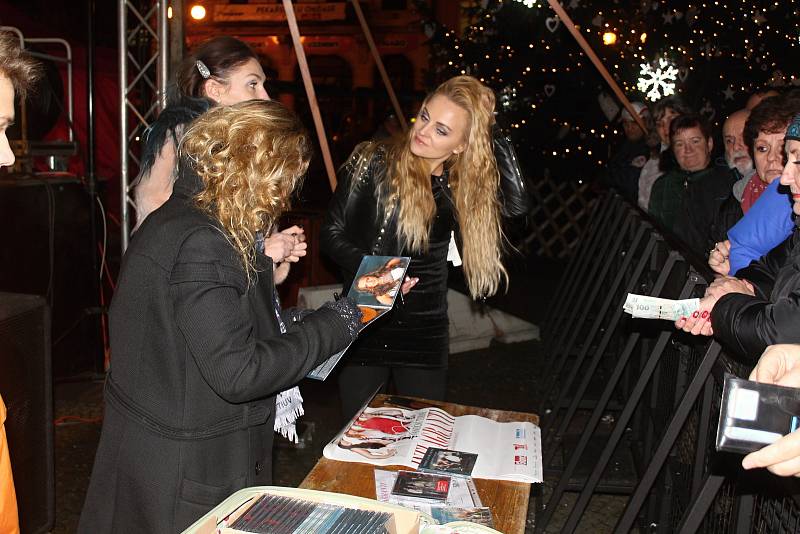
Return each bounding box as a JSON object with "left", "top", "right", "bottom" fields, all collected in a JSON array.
[
  {"left": 228, "top": 493, "right": 392, "bottom": 533},
  {"left": 181, "top": 487, "right": 422, "bottom": 534}
]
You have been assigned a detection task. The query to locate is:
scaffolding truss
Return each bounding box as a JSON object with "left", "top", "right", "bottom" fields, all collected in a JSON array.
[{"left": 118, "top": 0, "right": 168, "bottom": 251}]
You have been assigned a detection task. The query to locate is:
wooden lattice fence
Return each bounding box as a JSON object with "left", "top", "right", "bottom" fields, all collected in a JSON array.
[{"left": 521, "top": 174, "right": 598, "bottom": 259}]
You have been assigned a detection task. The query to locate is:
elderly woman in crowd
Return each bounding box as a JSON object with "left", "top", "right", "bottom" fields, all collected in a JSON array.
[
  {"left": 637, "top": 97, "right": 692, "bottom": 210},
  {"left": 676, "top": 113, "right": 800, "bottom": 361},
  {"left": 709, "top": 93, "right": 800, "bottom": 276}
]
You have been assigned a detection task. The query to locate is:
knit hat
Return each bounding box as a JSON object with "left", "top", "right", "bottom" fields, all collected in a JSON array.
[
  {"left": 620, "top": 101, "right": 649, "bottom": 122},
  {"left": 786, "top": 113, "right": 800, "bottom": 142}
]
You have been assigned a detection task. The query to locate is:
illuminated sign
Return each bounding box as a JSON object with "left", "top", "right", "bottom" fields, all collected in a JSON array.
[{"left": 213, "top": 3, "right": 347, "bottom": 22}]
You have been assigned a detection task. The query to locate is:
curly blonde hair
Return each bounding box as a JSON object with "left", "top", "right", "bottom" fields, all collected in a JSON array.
[
  {"left": 180, "top": 100, "right": 310, "bottom": 281},
  {"left": 388, "top": 76, "right": 506, "bottom": 298}
]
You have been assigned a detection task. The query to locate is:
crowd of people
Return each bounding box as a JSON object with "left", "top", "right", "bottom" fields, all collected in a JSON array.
[{"left": 605, "top": 90, "right": 800, "bottom": 477}]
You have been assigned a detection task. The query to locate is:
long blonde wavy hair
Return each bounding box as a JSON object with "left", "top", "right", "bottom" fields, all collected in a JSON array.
[
  {"left": 387, "top": 76, "right": 506, "bottom": 298},
  {"left": 180, "top": 100, "right": 310, "bottom": 281}
]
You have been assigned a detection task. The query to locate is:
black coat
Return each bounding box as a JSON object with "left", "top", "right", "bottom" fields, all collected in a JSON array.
[
  {"left": 78, "top": 171, "right": 352, "bottom": 533},
  {"left": 712, "top": 225, "right": 800, "bottom": 362}
]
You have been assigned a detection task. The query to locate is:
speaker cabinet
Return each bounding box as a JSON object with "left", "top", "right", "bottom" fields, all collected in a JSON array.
[
  {"left": 0, "top": 292, "right": 54, "bottom": 534},
  {"left": 0, "top": 177, "right": 101, "bottom": 375}
]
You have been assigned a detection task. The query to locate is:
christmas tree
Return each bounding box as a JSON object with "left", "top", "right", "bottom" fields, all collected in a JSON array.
[{"left": 413, "top": 0, "right": 800, "bottom": 181}]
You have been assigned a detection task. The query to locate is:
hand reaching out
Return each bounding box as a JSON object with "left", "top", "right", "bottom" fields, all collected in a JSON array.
[
  {"left": 742, "top": 345, "right": 800, "bottom": 477},
  {"left": 708, "top": 240, "right": 731, "bottom": 276},
  {"left": 674, "top": 276, "right": 755, "bottom": 336},
  {"left": 674, "top": 295, "right": 716, "bottom": 336}
]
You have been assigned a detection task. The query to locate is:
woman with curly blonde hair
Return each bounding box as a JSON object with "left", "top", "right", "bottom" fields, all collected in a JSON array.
[
  {"left": 79, "top": 100, "right": 361, "bottom": 533},
  {"left": 321, "top": 75, "right": 529, "bottom": 419}
]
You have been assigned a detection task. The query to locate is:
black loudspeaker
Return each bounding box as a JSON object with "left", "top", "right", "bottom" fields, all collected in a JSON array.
[
  {"left": 0, "top": 177, "right": 101, "bottom": 375},
  {"left": 0, "top": 293, "right": 54, "bottom": 534}
]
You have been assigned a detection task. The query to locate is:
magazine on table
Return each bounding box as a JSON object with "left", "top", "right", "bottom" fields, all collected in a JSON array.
[
  {"left": 418, "top": 448, "right": 478, "bottom": 477},
  {"left": 391, "top": 471, "right": 451, "bottom": 503},
  {"left": 323, "top": 404, "right": 542, "bottom": 483},
  {"left": 374, "top": 468, "right": 482, "bottom": 511},
  {"left": 307, "top": 255, "right": 410, "bottom": 381}
]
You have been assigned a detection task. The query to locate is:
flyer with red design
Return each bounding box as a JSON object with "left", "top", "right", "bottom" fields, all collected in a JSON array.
[{"left": 322, "top": 405, "right": 542, "bottom": 483}]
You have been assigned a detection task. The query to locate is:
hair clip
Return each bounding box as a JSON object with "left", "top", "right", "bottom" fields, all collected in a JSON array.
[{"left": 195, "top": 60, "right": 211, "bottom": 79}]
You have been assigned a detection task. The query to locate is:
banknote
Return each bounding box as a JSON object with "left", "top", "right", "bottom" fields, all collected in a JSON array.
[{"left": 623, "top": 293, "right": 700, "bottom": 321}]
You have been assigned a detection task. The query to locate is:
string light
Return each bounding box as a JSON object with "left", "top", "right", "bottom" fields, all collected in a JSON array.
[{"left": 410, "top": 0, "right": 796, "bottom": 179}]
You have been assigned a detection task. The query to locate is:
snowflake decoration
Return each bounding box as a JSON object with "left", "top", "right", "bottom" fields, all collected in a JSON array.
[{"left": 637, "top": 58, "right": 678, "bottom": 102}]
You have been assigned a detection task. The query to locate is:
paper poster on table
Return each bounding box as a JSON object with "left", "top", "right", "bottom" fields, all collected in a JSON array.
[{"left": 323, "top": 404, "right": 542, "bottom": 483}]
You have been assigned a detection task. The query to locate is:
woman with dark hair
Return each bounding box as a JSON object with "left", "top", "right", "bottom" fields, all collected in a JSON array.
[
  {"left": 708, "top": 93, "right": 800, "bottom": 276},
  {"left": 78, "top": 100, "right": 361, "bottom": 533},
  {"left": 133, "top": 36, "right": 304, "bottom": 283},
  {"left": 740, "top": 94, "right": 800, "bottom": 210},
  {"left": 321, "top": 76, "right": 530, "bottom": 420}
]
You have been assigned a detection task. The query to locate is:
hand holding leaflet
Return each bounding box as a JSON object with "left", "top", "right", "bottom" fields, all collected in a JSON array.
[{"left": 307, "top": 256, "right": 410, "bottom": 380}]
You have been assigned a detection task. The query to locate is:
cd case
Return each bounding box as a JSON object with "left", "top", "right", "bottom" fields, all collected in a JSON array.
[
  {"left": 391, "top": 471, "right": 451, "bottom": 502},
  {"left": 716, "top": 376, "right": 800, "bottom": 455},
  {"left": 417, "top": 448, "right": 478, "bottom": 477}
]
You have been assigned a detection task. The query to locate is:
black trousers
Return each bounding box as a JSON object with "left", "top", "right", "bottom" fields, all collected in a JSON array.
[{"left": 337, "top": 364, "right": 447, "bottom": 422}]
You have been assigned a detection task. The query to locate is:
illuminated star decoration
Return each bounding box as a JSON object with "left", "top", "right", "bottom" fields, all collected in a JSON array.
[
  {"left": 637, "top": 58, "right": 678, "bottom": 102},
  {"left": 722, "top": 86, "right": 735, "bottom": 100}
]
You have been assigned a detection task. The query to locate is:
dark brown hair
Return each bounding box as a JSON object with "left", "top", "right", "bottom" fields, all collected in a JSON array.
[
  {"left": 669, "top": 113, "right": 712, "bottom": 143},
  {"left": 0, "top": 31, "right": 42, "bottom": 99},
  {"left": 175, "top": 36, "right": 259, "bottom": 100},
  {"left": 743, "top": 94, "right": 800, "bottom": 159}
]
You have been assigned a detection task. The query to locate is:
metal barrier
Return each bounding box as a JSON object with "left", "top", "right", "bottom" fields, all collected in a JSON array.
[{"left": 535, "top": 191, "right": 800, "bottom": 533}]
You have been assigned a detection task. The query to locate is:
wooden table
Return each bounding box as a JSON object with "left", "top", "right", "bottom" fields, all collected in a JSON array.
[{"left": 300, "top": 395, "right": 539, "bottom": 534}]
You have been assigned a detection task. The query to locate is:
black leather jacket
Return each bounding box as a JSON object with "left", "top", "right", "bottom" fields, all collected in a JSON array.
[
  {"left": 712, "top": 224, "right": 800, "bottom": 362},
  {"left": 320, "top": 141, "right": 532, "bottom": 289}
]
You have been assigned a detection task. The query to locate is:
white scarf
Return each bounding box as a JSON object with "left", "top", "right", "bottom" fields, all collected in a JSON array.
[{"left": 272, "top": 288, "right": 304, "bottom": 443}]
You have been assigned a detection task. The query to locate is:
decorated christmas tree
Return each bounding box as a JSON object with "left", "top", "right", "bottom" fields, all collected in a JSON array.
[{"left": 413, "top": 0, "right": 799, "bottom": 181}]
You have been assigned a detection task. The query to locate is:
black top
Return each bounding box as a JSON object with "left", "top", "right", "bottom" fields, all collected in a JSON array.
[
  {"left": 713, "top": 222, "right": 800, "bottom": 363},
  {"left": 351, "top": 173, "right": 455, "bottom": 368}
]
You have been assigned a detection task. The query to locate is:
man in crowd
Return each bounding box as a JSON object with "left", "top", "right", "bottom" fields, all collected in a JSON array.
[
  {"left": 746, "top": 88, "right": 780, "bottom": 111},
  {"left": 648, "top": 113, "right": 741, "bottom": 259},
  {"left": 0, "top": 31, "right": 42, "bottom": 534},
  {"left": 603, "top": 101, "right": 649, "bottom": 204},
  {"left": 721, "top": 108, "right": 755, "bottom": 202}
]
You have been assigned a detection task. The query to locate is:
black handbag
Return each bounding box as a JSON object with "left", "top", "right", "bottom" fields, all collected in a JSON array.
[{"left": 494, "top": 133, "right": 532, "bottom": 218}]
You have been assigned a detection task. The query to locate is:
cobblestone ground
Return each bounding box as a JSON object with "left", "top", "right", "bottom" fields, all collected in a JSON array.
[{"left": 50, "top": 255, "right": 632, "bottom": 533}]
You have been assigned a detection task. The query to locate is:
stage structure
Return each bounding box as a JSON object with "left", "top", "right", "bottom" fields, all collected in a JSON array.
[
  {"left": 117, "top": 0, "right": 409, "bottom": 251},
  {"left": 117, "top": 0, "right": 169, "bottom": 251}
]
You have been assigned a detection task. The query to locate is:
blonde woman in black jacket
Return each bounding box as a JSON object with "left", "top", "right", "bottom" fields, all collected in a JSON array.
[
  {"left": 321, "top": 76, "right": 530, "bottom": 420},
  {"left": 79, "top": 101, "right": 361, "bottom": 533}
]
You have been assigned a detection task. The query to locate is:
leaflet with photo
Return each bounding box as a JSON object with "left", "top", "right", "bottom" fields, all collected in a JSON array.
[
  {"left": 430, "top": 507, "right": 495, "bottom": 528},
  {"left": 374, "top": 468, "right": 481, "bottom": 511},
  {"left": 418, "top": 448, "right": 478, "bottom": 477},
  {"left": 325, "top": 403, "right": 542, "bottom": 483},
  {"left": 391, "top": 471, "right": 451, "bottom": 503},
  {"left": 307, "top": 255, "right": 410, "bottom": 381}
]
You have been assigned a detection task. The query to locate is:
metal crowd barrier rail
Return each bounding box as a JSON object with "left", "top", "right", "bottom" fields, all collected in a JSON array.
[{"left": 535, "top": 191, "right": 800, "bottom": 533}]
